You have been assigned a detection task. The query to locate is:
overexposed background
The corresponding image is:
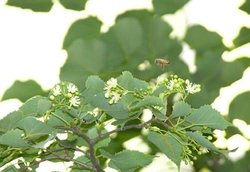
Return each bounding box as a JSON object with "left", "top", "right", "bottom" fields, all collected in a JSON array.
[{"left": 0, "top": 0, "right": 250, "bottom": 171}]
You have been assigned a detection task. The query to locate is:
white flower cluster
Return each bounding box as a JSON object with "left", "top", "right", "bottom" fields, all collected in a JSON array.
[
  {"left": 104, "top": 78, "right": 123, "bottom": 104},
  {"left": 50, "top": 82, "right": 81, "bottom": 108},
  {"left": 185, "top": 80, "right": 201, "bottom": 94}
]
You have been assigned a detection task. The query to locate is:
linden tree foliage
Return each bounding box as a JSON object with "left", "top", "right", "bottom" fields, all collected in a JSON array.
[
  {"left": 2, "top": 0, "right": 250, "bottom": 171},
  {"left": 0, "top": 72, "right": 231, "bottom": 171}
]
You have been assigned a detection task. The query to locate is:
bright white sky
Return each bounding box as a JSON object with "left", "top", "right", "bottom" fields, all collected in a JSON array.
[{"left": 0, "top": 0, "right": 250, "bottom": 171}]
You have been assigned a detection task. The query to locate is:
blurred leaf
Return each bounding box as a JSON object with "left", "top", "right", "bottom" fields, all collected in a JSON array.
[
  {"left": 17, "top": 117, "right": 54, "bottom": 139},
  {"left": 233, "top": 27, "right": 250, "bottom": 47},
  {"left": 2, "top": 165, "right": 19, "bottom": 172},
  {"left": 20, "top": 96, "right": 51, "bottom": 117},
  {"left": 2, "top": 80, "right": 46, "bottom": 102},
  {"left": 239, "top": 0, "right": 250, "bottom": 14},
  {"left": 63, "top": 17, "right": 102, "bottom": 48},
  {"left": 186, "top": 105, "right": 231, "bottom": 130},
  {"left": 186, "top": 132, "right": 219, "bottom": 152},
  {"left": 184, "top": 25, "right": 225, "bottom": 53},
  {"left": 148, "top": 131, "right": 183, "bottom": 168},
  {"left": 0, "top": 129, "right": 29, "bottom": 148},
  {"left": 170, "top": 101, "right": 191, "bottom": 118},
  {"left": 229, "top": 91, "right": 250, "bottom": 123},
  {"left": 153, "top": 0, "right": 189, "bottom": 15},
  {"left": 6, "top": 0, "right": 53, "bottom": 12},
  {"left": 0, "top": 111, "right": 24, "bottom": 133},
  {"left": 59, "top": 0, "right": 87, "bottom": 11},
  {"left": 101, "top": 149, "right": 153, "bottom": 171}
]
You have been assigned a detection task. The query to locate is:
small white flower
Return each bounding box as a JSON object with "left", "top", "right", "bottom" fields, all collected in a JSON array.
[
  {"left": 69, "top": 96, "right": 81, "bottom": 107},
  {"left": 104, "top": 78, "right": 118, "bottom": 90},
  {"left": 185, "top": 80, "right": 201, "bottom": 94},
  {"left": 109, "top": 92, "right": 121, "bottom": 104},
  {"left": 167, "top": 80, "right": 175, "bottom": 90},
  {"left": 67, "top": 83, "right": 78, "bottom": 93},
  {"left": 52, "top": 85, "right": 61, "bottom": 96},
  {"left": 104, "top": 90, "right": 111, "bottom": 98}
]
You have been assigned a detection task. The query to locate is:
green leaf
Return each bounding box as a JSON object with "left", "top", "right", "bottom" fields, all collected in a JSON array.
[
  {"left": 2, "top": 165, "right": 19, "bottom": 172},
  {"left": 153, "top": 0, "right": 189, "bottom": 15},
  {"left": 6, "top": 0, "right": 53, "bottom": 12},
  {"left": 185, "top": 105, "right": 231, "bottom": 130},
  {"left": 19, "top": 96, "right": 51, "bottom": 117},
  {"left": 86, "top": 127, "right": 111, "bottom": 149},
  {"left": 186, "top": 132, "right": 219, "bottom": 152},
  {"left": 63, "top": 17, "right": 102, "bottom": 48},
  {"left": 132, "top": 96, "right": 165, "bottom": 109},
  {"left": 233, "top": 27, "right": 250, "bottom": 47},
  {"left": 229, "top": 91, "right": 250, "bottom": 123},
  {"left": 17, "top": 117, "right": 54, "bottom": 139},
  {"left": 0, "top": 111, "right": 24, "bottom": 133},
  {"left": 114, "top": 18, "right": 143, "bottom": 54},
  {"left": 184, "top": 25, "right": 224, "bottom": 53},
  {"left": 171, "top": 101, "right": 191, "bottom": 118},
  {"left": 148, "top": 131, "right": 183, "bottom": 167},
  {"left": 0, "top": 129, "right": 29, "bottom": 148},
  {"left": 59, "top": 0, "right": 87, "bottom": 11},
  {"left": 101, "top": 150, "right": 153, "bottom": 171},
  {"left": 1, "top": 80, "right": 47, "bottom": 102},
  {"left": 117, "top": 71, "right": 148, "bottom": 91},
  {"left": 47, "top": 110, "right": 74, "bottom": 127},
  {"left": 239, "top": 0, "right": 250, "bottom": 14}
]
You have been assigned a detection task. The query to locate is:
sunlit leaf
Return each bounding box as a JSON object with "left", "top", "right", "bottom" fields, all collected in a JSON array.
[
  {"left": 239, "top": 0, "right": 250, "bottom": 14},
  {"left": 233, "top": 27, "right": 250, "bottom": 47},
  {"left": 59, "top": 0, "right": 87, "bottom": 11},
  {"left": 153, "top": 0, "right": 189, "bottom": 15},
  {"left": 6, "top": 0, "right": 53, "bottom": 12}
]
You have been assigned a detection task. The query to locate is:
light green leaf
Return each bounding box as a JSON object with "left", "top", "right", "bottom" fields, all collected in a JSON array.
[
  {"left": 114, "top": 18, "right": 143, "bottom": 54},
  {"left": 1, "top": 80, "right": 47, "bottom": 102},
  {"left": 153, "top": 0, "right": 189, "bottom": 15},
  {"left": 17, "top": 117, "right": 54, "bottom": 139},
  {"left": 147, "top": 131, "right": 183, "bottom": 167},
  {"left": 20, "top": 96, "right": 51, "bottom": 117},
  {"left": 0, "top": 111, "right": 24, "bottom": 133},
  {"left": 2, "top": 165, "right": 19, "bottom": 172},
  {"left": 0, "top": 129, "right": 29, "bottom": 148},
  {"left": 6, "top": 0, "right": 53, "bottom": 12},
  {"left": 185, "top": 105, "right": 231, "bottom": 130},
  {"left": 59, "top": 0, "right": 87, "bottom": 11},
  {"left": 171, "top": 101, "right": 191, "bottom": 118},
  {"left": 63, "top": 17, "right": 102, "bottom": 48},
  {"left": 186, "top": 132, "right": 219, "bottom": 152},
  {"left": 101, "top": 150, "right": 153, "bottom": 171},
  {"left": 117, "top": 71, "right": 148, "bottom": 91}
]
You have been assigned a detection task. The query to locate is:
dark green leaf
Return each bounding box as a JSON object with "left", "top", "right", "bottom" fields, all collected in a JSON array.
[
  {"left": 233, "top": 27, "right": 250, "bottom": 47},
  {"left": 59, "top": 0, "right": 87, "bottom": 11},
  {"left": 184, "top": 25, "right": 224, "bottom": 53},
  {"left": 63, "top": 17, "right": 102, "bottom": 48},
  {"left": 1, "top": 80, "right": 46, "bottom": 102},
  {"left": 101, "top": 150, "right": 153, "bottom": 171},
  {"left": 239, "top": 0, "right": 250, "bottom": 14},
  {"left": 148, "top": 131, "right": 183, "bottom": 167},
  {"left": 17, "top": 117, "right": 54, "bottom": 139},
  {"left": 19, "top": 96, "right": 51, "bottom": 117},
  {"left": 153, "top": 0, "right": 189, "bottom": 15},
  {"left": 0, "top": 129, "right": 29, "bottom": 148},
  {"left": 0, "top": 111, "right": 24, "bottom": 133},
  {"left": 171, "top": 101, "right": 191, "bottom": 118},
  {"left": 6, "top": 0, "right": 53, "bottom": 12},
  {"left": 186, "top": 105, "right": 231, "bottom": 130},
  {"left": 229, "top": 91, "right": 250, "bottom": 123},
  {"left": 186, "top": 132, "right": 219, "bottom": 152}
]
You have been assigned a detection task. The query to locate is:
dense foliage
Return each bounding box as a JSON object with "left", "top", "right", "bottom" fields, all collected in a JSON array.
[{"left": 1, "top": 0, "right": 250, "bottom": 171}]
